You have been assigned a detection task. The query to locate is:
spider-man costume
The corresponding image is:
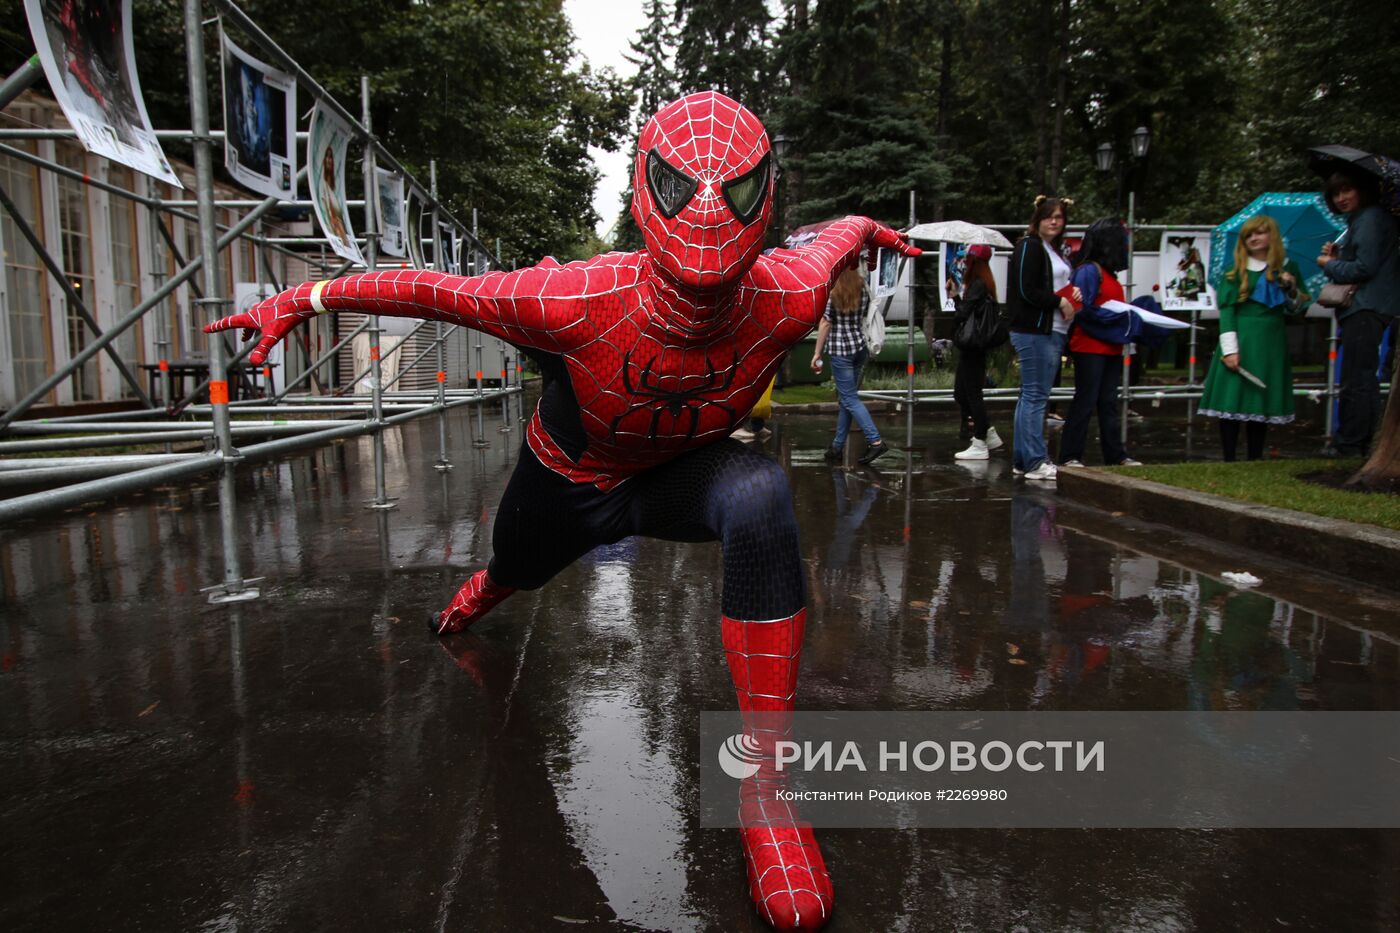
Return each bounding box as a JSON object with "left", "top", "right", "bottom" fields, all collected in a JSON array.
[{"left": 209, "top": 91, "right": 920, "bottom": 932}]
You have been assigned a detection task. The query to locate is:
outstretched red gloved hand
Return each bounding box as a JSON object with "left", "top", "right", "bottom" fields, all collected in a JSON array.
[
  {"left": 867, "top": 222, "right": 922, "bottom": 260},
  {"left": 205, "top": 281, "right": 319, "bottom": 365}
]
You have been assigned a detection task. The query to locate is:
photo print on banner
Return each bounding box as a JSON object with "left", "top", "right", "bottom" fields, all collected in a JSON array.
[
  {"left": 219, "top": 29, "right": 296, "bottom": 199},
  {"left": 25, "top": 0, "right": 181, "bottom": 186},
  {"left": 1159, "top": 231, "right": 1216, "bottom": 311},
  {"left": 874, "top": 248, "right": 900, "bottom": 299},
  {"left": 405, "top": 187, "right": 426, "bottom": 270},
  {"left": 438, "top": 222, "right": 458, "bottom": 273},
  {"left": 308, "top": 101, "right": 364, "bottom": 266},
  {"left": 375, "top": 168, "right": 406, "bottom": 258}
]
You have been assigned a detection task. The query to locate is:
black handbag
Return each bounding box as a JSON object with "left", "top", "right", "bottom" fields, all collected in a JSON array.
[{"left": 953, "top": 292, "right": 1008, "bottom": 350}]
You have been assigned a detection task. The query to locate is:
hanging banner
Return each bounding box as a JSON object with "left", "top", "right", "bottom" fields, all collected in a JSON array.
[
  {"left": 25, "top": 0, "right": 181, "bottom": 186},
  {"left": 439, "top": 222, "right": 458, "bottom": 273},
  {"left": 219, "top": 29, "right": 295, "bottom": 200},
  {"left": 405, "top": 187, "right": 427, "bottom": 270},
  {"left": 308, "top": 101, "right": 364, "bottom": 266},
  {"left": 375, "top": 167, "right": 406, "bottom": 257},
  {"left": 1159, "top": 231, "right": 1216, "bottom": 312},
  {"left": 874, "top": 247, "right": 900, "bottom": 299}
]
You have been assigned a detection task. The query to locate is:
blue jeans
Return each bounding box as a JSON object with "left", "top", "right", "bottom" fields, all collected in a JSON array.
[
  {"left": 1009, "top": 330, "right": 1066, "bottom": 471},
  {"left": 830, "top": 350, "right": 881, "bottom": 450}
]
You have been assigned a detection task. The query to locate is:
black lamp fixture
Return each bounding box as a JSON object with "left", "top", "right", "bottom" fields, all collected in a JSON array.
[
  {"left": 1130, "top": 125, "right": 1151, "bottom": 159},
  {"left": 1095, "top": 141, "right": 1115, "bottom": 174}
]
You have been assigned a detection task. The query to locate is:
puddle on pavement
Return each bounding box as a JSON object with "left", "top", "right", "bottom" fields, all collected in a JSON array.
[{"left": 2, "top": 404, "right": 1396, "bottom": 930}]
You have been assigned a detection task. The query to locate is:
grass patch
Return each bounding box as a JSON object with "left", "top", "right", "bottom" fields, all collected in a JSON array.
[
  {"left": 1109, "top": 458, "right": 1400, "bottom": 532},
  {"left": 773, "top": 384, "right": 837, "bottom": 405}
]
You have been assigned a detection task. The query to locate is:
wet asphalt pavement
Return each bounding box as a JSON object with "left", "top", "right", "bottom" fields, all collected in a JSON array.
[{"left": 2, "top": 398, "right": 1398, "bottom": 932}]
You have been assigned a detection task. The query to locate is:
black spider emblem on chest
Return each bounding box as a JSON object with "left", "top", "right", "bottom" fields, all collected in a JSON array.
[{"left": 611, "top": 350, "right": 740, "bottom": 443}]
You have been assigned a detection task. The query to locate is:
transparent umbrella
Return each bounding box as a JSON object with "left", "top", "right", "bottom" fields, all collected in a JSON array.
[{"left": 906, "top": 220, "right": 1013, "bottom": 248}]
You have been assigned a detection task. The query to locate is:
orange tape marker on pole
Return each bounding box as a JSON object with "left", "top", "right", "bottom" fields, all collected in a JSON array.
[
  {"left": 209, "top": 380, "right": 229, "bottom": 405},
  {"left": 369, "top": 346, "right": 380, "bottom": 361},
  {"left": 436, "top": 371, "right": 447, "bottom": 383},
  {"left": 158, "top": 359, "right": 170, "bottom": 372}
]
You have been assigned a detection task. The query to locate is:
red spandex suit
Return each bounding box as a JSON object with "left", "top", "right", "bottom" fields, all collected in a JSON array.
[{"left": 210, "top": 91, "right": 920, "bottom": 931}]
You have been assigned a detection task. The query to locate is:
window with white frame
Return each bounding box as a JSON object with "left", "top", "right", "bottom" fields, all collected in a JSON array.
[
  {"left": 0, "top": 144, "right": 54, "bottom": 401},
  {"left": 107, "top": 166, "right": 144, "bottom": 394},
  {"left": 56, "top": 145, "right": 98, "bottom": 400}
]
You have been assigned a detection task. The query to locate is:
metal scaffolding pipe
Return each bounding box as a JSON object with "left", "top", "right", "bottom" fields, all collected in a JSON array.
[
  {"left": 0, "top": 423, "right": 367, "bottom": 453},
  {"left": 0, "top": 393, "right": 505, "bottom": 522},
  {"left": 0, "top": 453, "right": 225, "bottom": 522},
  {"left": 3, "top": 419, "right": 352, "bottom": 433},
  {"left": 337, "top": 318, "right": 431, "bottom": 395},
  {"left": 272, "top": 318, "right": 370, "bottom": 401},
  {"left": 0, "top": 128, "right": 311, "bottom": 142},
  {"left": 0, "top": 183, "right": 154, "bottom": 406},
  {"left": 0, "top": 53, "right": 42, "bottom": 110},
  {"left": 0, "top": 454, "right": 201, "bottom": 469},
  {"left": 212, "top": 0, "right": 502, "bottom": 268},
  {"left": 0, "top": 163, "right": 308, "bottom": 430},
  {"left": 0, "top": 142, "right": 337, "bottom": 275},
  {"left": 382, "top": 325, "right": 458, "bottom": 391}
]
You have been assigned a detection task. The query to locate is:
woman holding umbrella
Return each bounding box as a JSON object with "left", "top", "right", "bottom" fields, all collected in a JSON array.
[
  {"left": 1199, "top": 216, "right": 1309, "bottom": 460},
  {"left": 1313, "top": 157, "right": 1400, "bottom": 457}
]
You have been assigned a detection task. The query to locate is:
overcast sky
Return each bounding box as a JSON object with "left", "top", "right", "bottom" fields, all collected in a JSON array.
[{"left": 563, "top": 0, "right": 649, "bottom": 240}]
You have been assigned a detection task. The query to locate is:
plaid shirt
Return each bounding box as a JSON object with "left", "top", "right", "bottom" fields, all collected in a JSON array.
[{"left": 823, "top": 287, "right": 870, "bottom": 357}]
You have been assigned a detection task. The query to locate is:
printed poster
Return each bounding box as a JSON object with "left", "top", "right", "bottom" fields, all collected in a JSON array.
[
  {"left": 375, "top": 168, "right": 406, "bottom": 257},
  {"left": 1159, "top": 231, "right": 1216, "bottom": 312},
  {"left": 25, "top": 0, "right": 181, "bottom": 186},
  {"left": 219, "top": 29, "right": 295, "bottom": 199},
  {"left": 874, "top": 247, "right": 900, "bottom": 299},
  {"left": 405, "top": 187, "right": 427, "bottom": 270},
  {"left": 308, "top": 100, "right": 364, "bottom": 266}
]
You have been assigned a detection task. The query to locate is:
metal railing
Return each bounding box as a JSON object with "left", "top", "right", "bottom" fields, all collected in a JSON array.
[{"left": 0, "top": 0, "right": 522, "bottom": 605}]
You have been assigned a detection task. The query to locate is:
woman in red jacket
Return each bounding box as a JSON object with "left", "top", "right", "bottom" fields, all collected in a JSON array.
[{"left": 1059, "top": 218, "right": 1142, "bottom": 467}]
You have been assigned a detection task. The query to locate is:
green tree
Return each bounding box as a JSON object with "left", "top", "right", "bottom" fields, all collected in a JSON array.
[
  {"left": 613, "top": 0, "right": 678, "bottom": 251},
  {"left": 773, "top": 0, "right": 954, "bottom": 228},
  {"left": 1, "top": 0, "right": 629, "bottom": 264},
  {"left": 672, "top": 0, "right": 773, "bottom": 113}
]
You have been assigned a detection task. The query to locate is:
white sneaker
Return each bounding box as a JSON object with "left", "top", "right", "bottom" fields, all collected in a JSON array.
[
  {"left": 954, "top": 438, "right": 989, "bottom": 460},
  {"left": 1024, "top": 462, "right": 1058, "bottom": 481},
  {"left": 985, "top": 427, "right": 1004, "bottom": 451},
  {"left": 1117, "top": 457, "right": 1143, "bottom": 466},
  {"left": 730, "top": 427, "right": 755, "bottom": 441},
  {"left": 1061, "top": 459, "right": 1084, "bottom": 467},
  {"left": 1012, "top": 466, "right": 1025, "bottom": 476}
]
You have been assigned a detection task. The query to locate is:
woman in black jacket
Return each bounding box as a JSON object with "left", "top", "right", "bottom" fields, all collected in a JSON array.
[
  {"left": 951, "top": 245, "right": 1003, "bottom": 459},
  {"left": 1317, "top": 169, "right": 1400, "bottom": 456},
  {"left": 1006, "top": 196, "right": 1079, "bottom": 480}
]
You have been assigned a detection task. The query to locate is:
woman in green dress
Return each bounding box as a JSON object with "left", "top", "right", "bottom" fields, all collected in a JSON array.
[{"left": 1199, "top": 216, "right": 1310, "bottom": 461}]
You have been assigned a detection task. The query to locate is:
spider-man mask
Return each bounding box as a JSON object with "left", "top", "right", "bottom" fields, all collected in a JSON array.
[{"left": 631, "top": 91, "right": 774, "bottom": 290}]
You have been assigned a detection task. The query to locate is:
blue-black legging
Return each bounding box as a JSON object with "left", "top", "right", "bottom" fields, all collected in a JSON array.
[{"left": 488, "top": 439, "right": 805, "bottom": 620}]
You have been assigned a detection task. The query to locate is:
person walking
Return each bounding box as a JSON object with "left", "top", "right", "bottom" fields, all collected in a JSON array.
[
  {"left": 1058, "top": 218, "right": 1141, "bottom": 467},
  {"left": 951, "top": 244, "right": 1005, "bottom": 460},
  {"left": 1199, "top": 216, "right": 1309, "bottom": 460},
  {"left": 1006, "top": 196, "right": 1078, "bottom": 481},
  {"left": 1317, "top": 169, "right": 1400, "bottom": 456},
  {"left": 811, "top": 266, "right": 890, "bottom": 465}
]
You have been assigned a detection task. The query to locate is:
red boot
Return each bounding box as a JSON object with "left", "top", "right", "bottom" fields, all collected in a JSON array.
[
  {"left": 722, "top": 609, "right": 834, "bottom": 931},
  {"left": 429, "top": 569, "right": 516, "bottom": 636}
]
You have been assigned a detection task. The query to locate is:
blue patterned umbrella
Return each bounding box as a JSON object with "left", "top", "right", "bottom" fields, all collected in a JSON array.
[{"left": 1209, "top": 192, "right": 1345, "bottom": 298}]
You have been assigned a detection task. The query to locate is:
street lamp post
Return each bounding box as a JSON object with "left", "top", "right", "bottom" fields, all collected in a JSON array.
[
  {"left": 1096, "top": 125, "right": 1152, "bottom": 445},
  {"left": 770, "top": 133, "right": 788, "bottom": 248}
]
